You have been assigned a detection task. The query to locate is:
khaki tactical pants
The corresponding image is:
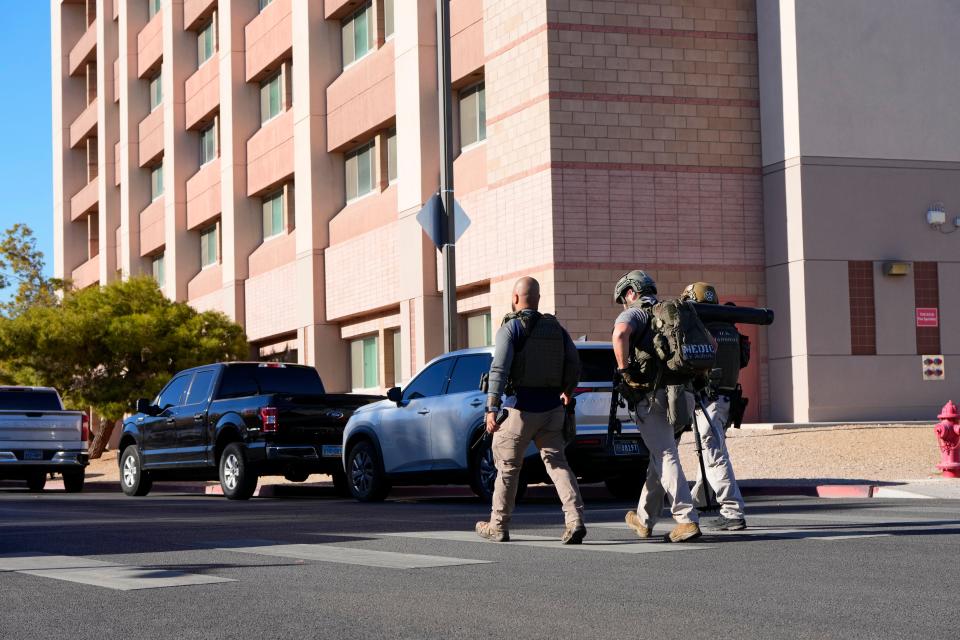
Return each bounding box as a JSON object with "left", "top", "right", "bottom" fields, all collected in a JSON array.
[
  {"left": 690, "top": 394, "right": 746, "bottom": 520},
  {"left": 636, "top": 389, "right": 699, "bottom": 529},
  {"left": 490, "top": 406, "right": 585, "bottom": 530}
]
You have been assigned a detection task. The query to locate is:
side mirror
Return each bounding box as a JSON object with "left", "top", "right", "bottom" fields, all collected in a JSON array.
[
  {"left": 386, "top": 387, "right": 402, "bottom": 405},
  {"left": 135, "top": 398, "right": 155, "bottom": 415}
]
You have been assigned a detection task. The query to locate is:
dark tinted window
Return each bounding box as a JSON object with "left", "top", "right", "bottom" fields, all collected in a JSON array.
[
  {"left": 403, "top": 358, "right": 454, "bottom": 401},
  {"left": 577, "top": 347, "right": 618, "bottom": 383},
  {"left": 0, "top": 390, "right": 63, "bottom": 411},
  {"left": 156, "top": 375, "right": 192, "bottom": 409},
  {"left": 185, "top": 370, "right": 217, "bottom": 405},
  {"left": 215, "top": 364, "right": 325, "bottom": 399},
  {"left": 446, "top": 354, "right": 492, "bottom": 395}
]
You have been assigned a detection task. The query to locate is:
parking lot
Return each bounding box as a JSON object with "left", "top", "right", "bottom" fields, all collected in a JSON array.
[{"left": 0, "top": 488, "right": 956, "bottom": 639}]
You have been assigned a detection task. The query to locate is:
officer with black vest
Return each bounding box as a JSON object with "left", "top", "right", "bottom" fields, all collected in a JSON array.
[
  {"left": 475, "top": 276, "right": 586, "bottom": 544},
  {"left": 680, "top": 282, "right": 748, "bottom": 530},
  {"left": 612, "top": 270, "right": 701, "bottom": 543}
]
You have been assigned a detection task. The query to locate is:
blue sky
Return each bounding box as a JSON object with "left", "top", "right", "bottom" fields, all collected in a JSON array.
[{"left": 0, "top": 4, "right": 53, "bottom": 277}]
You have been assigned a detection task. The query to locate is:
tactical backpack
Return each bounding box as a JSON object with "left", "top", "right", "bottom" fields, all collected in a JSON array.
[{"left": 646, "top": 298, "right": 717, "bottom": 382}]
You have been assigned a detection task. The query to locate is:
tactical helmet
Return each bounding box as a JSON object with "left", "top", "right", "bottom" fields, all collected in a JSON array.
[
  {"left": 613, "top": 270, "right": 657, "bottom": 304},
  {"left": 680, "top": 282, "right": 719, "bottom": 304}
]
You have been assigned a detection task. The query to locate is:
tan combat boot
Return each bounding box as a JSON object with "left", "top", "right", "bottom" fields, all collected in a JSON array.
[
  {"left": 667, "top": 522, "right": 702, "bottom": 543},
  {"left": 475, "top": 521, "right": 509, "bottom": 542},
  {"left": 625, "top": 511, "right": 651, "bottom": 539},
  {"left": 561, "top": 523, "right": 587, "bottom": 545}
]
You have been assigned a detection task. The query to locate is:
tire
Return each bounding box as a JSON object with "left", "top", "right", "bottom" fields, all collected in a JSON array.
[
  {"left": 331, "top": 468, "right": 350, "bottom": 497},
  {"left": 469, "top": 435, "right": 527, "bottom": 503},
  {"left": 605, "top": 474, "right": 642, "bottom": 500},
  {"left": 283, "top": 469, "right": 310, "bottom": 483},
  {"left": 26, "top": 471, "right": 46, "bottom": 492},
  {"left": 346, "top": 441, "right": 390, "bottom": 502},
  {"left": 219, "top": 443, "right": 258, "bottom": 500},
  {"left": 62, "top": 470, "right": 85, "bottom": 493},
  {"left": 120, "top": 445, "right": 152, "bottom": 497}
]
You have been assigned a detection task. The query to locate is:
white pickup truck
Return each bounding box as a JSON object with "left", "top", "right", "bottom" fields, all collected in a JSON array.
[{"left": 0, "top": 386, "right": 89, "bottom": 492}]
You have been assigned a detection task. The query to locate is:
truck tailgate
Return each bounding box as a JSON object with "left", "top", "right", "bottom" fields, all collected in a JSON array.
[
  {"left": 271, "top": 394, "right": 382, "bottom": 445},
  {"left": 0, "top": 411, "right": 85, "bottom": 449}
]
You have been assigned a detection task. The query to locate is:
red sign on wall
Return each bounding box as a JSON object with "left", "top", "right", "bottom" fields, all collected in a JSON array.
[{"left": 916, "top": 308, "right": 939, "bottom": 328}]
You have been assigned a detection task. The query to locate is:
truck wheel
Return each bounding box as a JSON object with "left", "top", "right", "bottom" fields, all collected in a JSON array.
[
  {"left": 26, "top": 471, "right": 46, "bottom": 492},
  {"left": 120, "top": 445, "right": 152, "bottom": 497},
  {"left": 469, "top": 437, "right": 526, "bottom": 503},
  {"left": 62, "top": 470, "right": 85, "bottom": 493},
  {"left": 331, "top": 468, "right": 350, "bottom": 497},
  {"left": 346, "top": 441, "right": 389, "bottom": 502},
  {"left": 605, "top": 474, "right": 642, "bottom": 500},
  {"left": 219, "top": 443, "right": 258, "bottom": 500}
]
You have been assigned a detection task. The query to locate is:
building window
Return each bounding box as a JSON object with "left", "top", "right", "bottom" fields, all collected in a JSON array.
[
  {"left": 150, "top": 164, "right": 164, "bottom": 201},
  {"left": 148, "top": 69, "right": 163, "bottom": 111},
  {"left": 148, "top": 0, "right": 162, "bottom": 20},
  {"left": 260, "top": 72, "right": 282, "bottom": 124},
  {"left": 351, "top": 335, "right": 379, "bottom": 390},
  {"left": 152, "top": 253, "right": 165, "bottom": 287},
  {"left": 342, "top": 2, "right": 374, "bottom": 68},
  {"left": 345, "top": 140, "right": 376, "bottom": 201},
  {"left": 384, "top": 0, "right": 395, "bottom": 39},
  {"left": 387, "top": 128, "right": 397, "bottom": 184},
  {"left": 261, "top": 190, "right": 285, "bottom": 240},
  {"left": 466, "top": 312, "right": 493, "bottom": 348},
  {"left": 200, "top": 122, "right": 217, "bottom": 165},
  {"left": 197, "top": 20, "right": 216, "bottom": 66},
  {"left": 391, "top": 329, "right": 402, "bottom": 385},
  {"left": 459, "top": 82, "right": 486, "bottom": 149},
  {"left": 200, "top": 224, "right": 218, "bottom": 268},
  {"left": 258, "top": 0, "right": 273, "bottom": 12}
]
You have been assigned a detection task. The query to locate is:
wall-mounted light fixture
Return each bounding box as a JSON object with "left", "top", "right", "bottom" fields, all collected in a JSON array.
[
  {"left": 926, "top": 202, "right": 959, "bottom": 234},
  {"left": 882, "top": 261, "right": 911, "bottom": 276}
]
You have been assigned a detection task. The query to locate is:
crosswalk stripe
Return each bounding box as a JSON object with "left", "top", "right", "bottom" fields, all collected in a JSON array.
[
  {"left": 804, "top": 534, "right": 893, "bottom": 541},
  {"left": 0, "top": 553, "right": 234, "bottom": 591},
  {"left": 377, "top": 530, "right": 713, "bottom": 554},
  {"left": 219, "top": 542, "right": 492, "bottom": 569}
]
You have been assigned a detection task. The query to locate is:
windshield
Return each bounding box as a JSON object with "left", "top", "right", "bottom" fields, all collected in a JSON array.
[
  {"left": 215, "top": 365, "right": 325, "bottom": 399},
  {"left": 0, "top": 389, "right": 64, "bottom": 411}
]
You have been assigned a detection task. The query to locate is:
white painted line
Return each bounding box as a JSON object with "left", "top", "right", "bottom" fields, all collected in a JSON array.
[
  {"left": 804, "top": 534, "right": 893, "bottom": 542},
  {"left": 21, "top": 565, "right": 235, "bottom": 591},
  {"left": 378, "top": 530, "right": 713, "bottom": 554},
  {"left": 222, "top": 542, "right": 492, "bottom": 569},
  {"left": 872, "top": 488, "right": 934, "bottom": 500},
  {"left": 0, "top": 553, "right": 114, "bottom": 572}
]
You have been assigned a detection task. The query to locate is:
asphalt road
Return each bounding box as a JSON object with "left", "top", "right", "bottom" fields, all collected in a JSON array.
[{"left": 0, "top": 486, "right": 957, "bottom": 640}]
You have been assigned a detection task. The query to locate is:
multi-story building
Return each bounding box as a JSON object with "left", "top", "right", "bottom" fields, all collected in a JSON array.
[{"left": 52, "top": 0, "right": 959, "bottom": 423}]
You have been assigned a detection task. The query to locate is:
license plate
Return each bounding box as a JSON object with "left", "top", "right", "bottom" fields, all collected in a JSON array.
[
  {"left": 23, "top": 450, "right": 43, "bottom": 461},
  {"left": 613, "top": 440, "right": 641, "bottom": 456},
  {"left": 321, "top": 445, "right": 342, "bottom": 458}
]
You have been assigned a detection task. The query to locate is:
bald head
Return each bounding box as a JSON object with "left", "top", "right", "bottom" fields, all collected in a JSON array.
[{"left": 512, "top": 276, "right": 540, "bottom": 312}]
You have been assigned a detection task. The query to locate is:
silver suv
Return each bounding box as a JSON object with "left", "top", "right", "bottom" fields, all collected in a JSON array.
[{"left": 341, "top": 342, "right": 649, "bottom": 502}]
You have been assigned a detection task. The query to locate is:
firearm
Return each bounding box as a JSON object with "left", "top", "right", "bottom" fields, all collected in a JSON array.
[
  {"left": 471, "top": 408, "right": 510, "bottom": 449},
  {"left": 689, "top": 302, "right": 774, "bottom": 326},
  {"left": 607, "top": 370, "right": 624, "bottom": 450}
]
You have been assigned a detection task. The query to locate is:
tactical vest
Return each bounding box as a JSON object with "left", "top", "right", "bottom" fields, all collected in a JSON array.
[
  {"left": 706, "top": 321, "right": 741, "bottom": 390},
  {"left": 503, "top": 311, "right": 565, "bottom": 389}
]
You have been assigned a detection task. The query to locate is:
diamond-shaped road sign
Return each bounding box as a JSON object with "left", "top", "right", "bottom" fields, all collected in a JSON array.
[{"left": 416, "top": 194, "right": 471, "bottom": 250}]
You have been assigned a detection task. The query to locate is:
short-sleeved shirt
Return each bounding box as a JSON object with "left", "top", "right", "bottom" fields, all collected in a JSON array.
[{"left": 615, "top": 296, "right": 658, "bottom": 355}]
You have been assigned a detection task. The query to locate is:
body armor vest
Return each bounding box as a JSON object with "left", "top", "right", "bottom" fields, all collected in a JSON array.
[
  {"left": 504, "top": 311, "right": 565, "bottom": 389},
  {"left": 706, "top": 321, "right": 741, "bottom": 390}
]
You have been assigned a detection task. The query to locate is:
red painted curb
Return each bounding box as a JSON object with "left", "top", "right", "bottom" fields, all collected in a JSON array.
[{"left": 815, "top": 484, "right": 876, "bottom": 498}]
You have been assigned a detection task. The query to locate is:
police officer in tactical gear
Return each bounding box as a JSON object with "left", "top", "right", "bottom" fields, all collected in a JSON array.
[
  {"left": 475, "top": 276, "right": 586, "bottom": 544},
  {"left": 680, "top": 282, "right": 748, "bottom": 530},
  {"left": 612, "top": 270, "right": 701, "bottom": 543}
]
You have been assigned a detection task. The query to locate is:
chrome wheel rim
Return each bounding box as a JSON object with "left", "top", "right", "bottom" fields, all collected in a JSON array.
[
  {"left": 122, "top": 455, "right": 137, "bottom": 487},
  {"left": 480, "top": 447, "right": 497, "bottom": 496},
  {"left": 350, "top": 450, "right": 374, "bottom": 495},
  {"left": 223, "top": 453, "right": 240, "bottom": 491}
]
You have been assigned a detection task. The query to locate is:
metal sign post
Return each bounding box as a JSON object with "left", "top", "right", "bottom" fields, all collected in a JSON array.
[{"left": 436, "top": 0, "right": 457, "bottom": 353}]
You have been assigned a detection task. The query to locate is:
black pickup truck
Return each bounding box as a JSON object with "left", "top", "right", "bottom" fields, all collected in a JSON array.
[{"left": 118, "top": 362, "right": 381, "bottom": 499}]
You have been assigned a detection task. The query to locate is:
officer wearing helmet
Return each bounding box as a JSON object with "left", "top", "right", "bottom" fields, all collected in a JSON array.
[
  {"left": 679, "top": 282, "right": 748, "bottom": 531},
  {"left": 611, "top": 270, "right": 701, "bottom": 543}
]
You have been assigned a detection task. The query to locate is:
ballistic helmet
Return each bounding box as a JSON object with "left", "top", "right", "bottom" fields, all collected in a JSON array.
[
  {"left": 681, "top": 282, "right": 719, "bottom": 304},
  {"left": 613, "top": 270, "right": 657, "bottom": 304}
]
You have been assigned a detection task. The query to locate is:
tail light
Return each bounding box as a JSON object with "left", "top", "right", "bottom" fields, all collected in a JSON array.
[
  {"left": 81, "top": 413, "right": 90, "bottom": 442},
  {"left": 259, "top": 407, "right": 279, "bottom": 433},
  {"left": 572, "top": 387, "right": 598, "bottom": 397}
]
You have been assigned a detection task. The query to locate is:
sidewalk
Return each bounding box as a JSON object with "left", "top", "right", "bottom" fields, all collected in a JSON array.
[{"left": 28, "top": 422, "right": 960, "bottom": 500}]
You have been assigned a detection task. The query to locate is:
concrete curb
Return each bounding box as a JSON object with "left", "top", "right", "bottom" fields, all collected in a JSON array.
[{"left": 740, "top": 421, "right": 933, "bottom": 431}]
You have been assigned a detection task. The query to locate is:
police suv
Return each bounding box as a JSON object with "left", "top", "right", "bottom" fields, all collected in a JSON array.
[{"left": 341, "top": 342, "right": 649, "bottom": 502}]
